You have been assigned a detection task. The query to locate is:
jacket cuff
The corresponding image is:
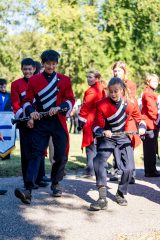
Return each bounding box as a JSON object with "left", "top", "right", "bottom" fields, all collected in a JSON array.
[
  {"left": 139, "top": 120, "right": 147, "bottom": 130},
  {"left": 23, "top": 102, "right": 35, "bottom": 117},
  {"left": 58, "top": 101, "right": 70, "bottom": 116},
  {"left": 93, "top": 126, "right": 104, "bottom": 137},
  {"left": 78, "top": 116, "right": 87, "bottom": 123},
  {"left": 78, "top": 119, "right": 85, "bottom": 130},
  {"left": 156, "top": 111, "right": 160, "bottom": 125},
  {"left": 15, "top": 108, "right": 23, "bottom": 119}
]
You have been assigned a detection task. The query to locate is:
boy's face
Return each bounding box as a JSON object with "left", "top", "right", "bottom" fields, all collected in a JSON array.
[
  {"left": 43, "top": 61, "right": 58, "bottom": 74},
  {"left": 21, "top": 65, "right": 35, "bottom": 79},
  {"left": 147, "top": 77, "right": 159, "bottom": 90},
  {"left": 0, "top": 84, "right": 7, "bottom": 93}
]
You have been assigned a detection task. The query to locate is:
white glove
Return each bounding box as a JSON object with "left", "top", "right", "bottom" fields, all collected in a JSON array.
[{"left": 138, "top": 128, "right": 146, "bottom": 135}]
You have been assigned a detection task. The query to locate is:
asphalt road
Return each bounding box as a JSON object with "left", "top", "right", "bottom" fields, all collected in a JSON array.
[{"left": 0, "top": 169, "right": 160, "bottom": 240}]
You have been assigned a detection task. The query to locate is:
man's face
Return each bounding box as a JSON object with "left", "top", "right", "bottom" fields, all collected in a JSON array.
[
  {"left": 0, "top": 84, "right": 7, "bottom": 93},
  {"left": 21, "top": 65, "right": 36, "bottom": 79},
  {"left": 43, "top": 61, "right": 58, "bottom": 74}
]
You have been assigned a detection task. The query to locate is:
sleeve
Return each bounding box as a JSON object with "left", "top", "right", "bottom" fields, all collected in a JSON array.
[
  {"left": 22, "top": 80, "right": 35, "bottom": 116},
  {"left": 142, "top": 93, "right": 158, "bottom": 121},
  {"left": 11, "top": 82, "right": 23, "bottom": 119},
  {"left": 78, "top": 88, "right": 95, "bottom": 124},
  {"left": 58, "top": 77, "right": 75, "bottom": 117},
  {"left": 131, "top": 100, "right": 146, "bottom": 130},
  {"left": 92, "top": 103, "right": 106, "bottom": 134},
  {"left": 131, "top": 83, "right": 136, "bottom": 98}
]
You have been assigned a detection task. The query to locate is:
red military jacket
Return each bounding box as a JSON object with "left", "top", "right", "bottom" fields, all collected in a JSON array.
[
  {"left": 141, "top": 86, "right": 158, "bottom": 130},
  {"left": 124, "top": 79, "right": 141, "bottom": 148},
  {"left": 22, "top": 72, "right": 75, "bottom": 154},
  {"left": 125, "top": 79, "right": 136, "bottom": 99},
  {"left": 79, "top": 82, "right": 105, "bottom": 148},
  {"left": 11, "top": 78, "right": 28, "bottom": 118},
  {"left": 93, "top": 97, "right": 145, "bottom": 148}
]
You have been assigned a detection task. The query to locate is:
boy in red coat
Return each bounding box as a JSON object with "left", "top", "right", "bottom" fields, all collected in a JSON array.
[
  {"left": 78, "top": 70, "right": 105, "bottom": 178},
  {"left": 14, "top": 50, "right": 75, "bottom": 204},
  {"left": 11, "top": 58, "right": 47, "bottom": 188},
  {"left": 142, "top": 74, "right": 160, "bottom": 177}
]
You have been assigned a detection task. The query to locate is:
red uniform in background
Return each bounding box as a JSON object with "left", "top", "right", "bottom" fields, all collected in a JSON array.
[
  {"left": 79, "top": 82, "right": 105, "bottom": 148},
  {"left": 141, "top": 84, "right": 160, "bottom": 177},
  {"left": 11, "top": 78, "right": 28, "bottom": 119},
  {"left": 125, "top": 79, "right": 141, "bottom": 148},
  {"left": 125, "top": 79, "right": 136, "bottom": 99},
  {"left": 78, "top": 81, "right": 105, "bottom": 177},
  {"left": 142, "top": 86, "right": 158, "bottom": 129}
]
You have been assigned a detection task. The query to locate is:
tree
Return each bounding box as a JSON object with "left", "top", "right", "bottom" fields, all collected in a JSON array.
[
  {"left": 0, "top": 0, "right": 34, "bottom": 82},
  {"left": 101, "top": 0, "right": 160, "bottom": 93},
  {"left": 37, "top": 0, "right": 108, "bottom": 97}
]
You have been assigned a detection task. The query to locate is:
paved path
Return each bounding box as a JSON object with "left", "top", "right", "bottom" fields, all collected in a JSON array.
[{"left": 0, "top": 169, "right": 160, "bottom": 240}]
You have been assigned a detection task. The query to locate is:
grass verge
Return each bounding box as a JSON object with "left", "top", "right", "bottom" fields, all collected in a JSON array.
[{"left": 0, "top": 133, "right": 159, "bottom": 177}]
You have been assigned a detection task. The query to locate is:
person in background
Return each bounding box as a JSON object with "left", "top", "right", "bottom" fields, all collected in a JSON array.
[
  {"left": 141, "top": 74, "right": 160, "bottom": 177},
  {"left": 0, "top": 132, "right": 7, "bottom": 195},
  {"left": 78, "top": 70, "right": 106, "bottom": 178},
  {"left": 11, "top": 58, "right": 48, "bottom": 189},
  {"left": 0, "top": 78, "right": 12, "bottom": 160},
  {"left": 90, "top": 77, "right": 146, "bottom": 211},
  {"left": 34, "top": 61, "right": 44, "bottom": 75},
  {"left": 69, "top": 99, "right": 81, "bottom": 134},
  {"left": 112, "top": 61, "right": 136, "bottom": 98}
]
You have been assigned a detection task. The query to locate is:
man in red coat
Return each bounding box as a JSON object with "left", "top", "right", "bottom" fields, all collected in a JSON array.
[
  {"left": 141, "top": 74, "right": 160, "bottom": 177},
  {"left": 78, "top": 70, "right": 105, "bottom": 177},
  {"left": 11, "top": 58, "right": 47, "bottom": 189},
  {"left": 14, "top": 50, "right": 75, "bottom": 204}
]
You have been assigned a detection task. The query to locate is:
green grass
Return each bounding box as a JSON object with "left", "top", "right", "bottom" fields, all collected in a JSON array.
[
  {"left": 0, "top": 133, "right": 159, "bottom": 177},
  {"left": 0, "top": 133, "right": 86, "bottom": 177}
]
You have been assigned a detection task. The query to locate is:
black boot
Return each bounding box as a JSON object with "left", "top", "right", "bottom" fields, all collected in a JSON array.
[
  {"left": 14, "top": 188, "right": 32, "bottom": 204},
  {"left": 115, "top": 190, "right": 128, "bottom": 206},
  {"left": 42, "top": 176, "right": 51, "bottom": 182},
  {"left": 90, "top": 187, "right": 108, "bottom": 211},
  {"left": 129, "top": 177, "right": 135, "bottom": 184},
  {"left": 51, "top": 183, "right": 62, "bottom": 197},
  {"left": 36, "top": 181, "right": 49, "bottom": 188}
]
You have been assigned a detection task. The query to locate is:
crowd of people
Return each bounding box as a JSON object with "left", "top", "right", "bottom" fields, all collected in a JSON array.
[{"left": 0, "top": 50, "right": 159, "bottom": 211}]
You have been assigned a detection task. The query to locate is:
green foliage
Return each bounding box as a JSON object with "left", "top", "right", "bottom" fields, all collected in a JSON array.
[
  {"left": 37, "top": 0, "right": 108, "bottom": 97},
  {"left": 0, "top": 0, "right": 32, "bottom": 82},
  {"left": 0, "top": 0, "right": 160, "bottom": 96},
  {"left": 101, "top": 0, "right": 160, "bottom": 94}
]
